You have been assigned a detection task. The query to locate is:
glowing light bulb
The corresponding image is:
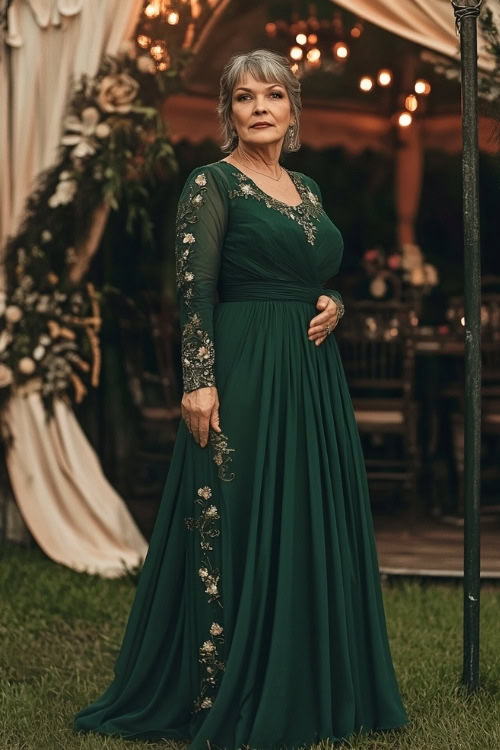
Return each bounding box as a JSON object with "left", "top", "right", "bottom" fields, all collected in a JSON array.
[
  {"left": 350, "top": 22, "right": 363, "bottom": 38},
  {"left": 414, "top": 79, "right": 431, "bottom": 95},
  {"left": 306, "top": 47, "right": 321, "bottom": 64},
  {"left": 290, "top": 45, "right": 304, "bottom": 61},
  {"left": 405, "top": 94, "right": 418, "bottom": 112},
  {"left": 333, "top": 42, "right": 349, "bottom": 60},
  {"left": 265, "top": 22, "right": 277, "bottom": 37},
  {"left": 167, "top": 10, "right": 179, "bottom": 24},
  {"left": 137, "top": 34, "right": 151, "bottom": 49},
  {"left": 307, "top": 33, "right": 318, "bottom": 44},
  {"left": 150, "top": 41, "right": 167, "bottom": 61},
  {"left": 144, "top": 2, "right": 160, "bottom": 18},
  {"left": 377, "top": 69, "right": 392, "bottom": 86},
  {"left": 398, "top": 112, "right": 412, "bottom": 127},
  {"left": 359, "top": 76, "right": 373, "bottom": 92},
  {"left": 157, "top": 61, "right": 169, "bottom": 71},
  {"left": 296, "top": 33, "right": 307, "bottom": 45}
]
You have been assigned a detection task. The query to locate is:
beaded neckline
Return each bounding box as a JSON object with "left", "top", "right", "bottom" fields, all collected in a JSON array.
[{"left": 217, "top": 159, "right": 304, "bottom": 209}]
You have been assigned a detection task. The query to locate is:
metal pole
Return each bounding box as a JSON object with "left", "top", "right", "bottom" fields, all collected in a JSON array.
[{"left": 451, "top": 0, "right": 482, "bottom": 692}]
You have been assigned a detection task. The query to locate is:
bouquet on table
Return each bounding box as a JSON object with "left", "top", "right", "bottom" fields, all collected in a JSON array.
[{"left": 361, "top": 243, "right": 439, "bottom": 305}]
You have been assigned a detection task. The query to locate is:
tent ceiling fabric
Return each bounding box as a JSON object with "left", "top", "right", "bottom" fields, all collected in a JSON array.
[
  {"left": 330, "top": 0, "right": 499, "bottom": 73},
  {"left": 165, "top": 93, "right": 497, "bottom": 154}
]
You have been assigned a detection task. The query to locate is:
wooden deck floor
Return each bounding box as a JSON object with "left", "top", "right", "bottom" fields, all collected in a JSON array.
[
  {"left": 373, "top": 509, "right": 500, "bottom": 579},
  {"left": 129, "top": 497, "right": 500, "bottom": 579}
]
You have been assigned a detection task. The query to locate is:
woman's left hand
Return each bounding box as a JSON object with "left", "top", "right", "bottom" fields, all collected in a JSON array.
[{"left": 308, "top": 295, "right": 341, "bottom": 346}]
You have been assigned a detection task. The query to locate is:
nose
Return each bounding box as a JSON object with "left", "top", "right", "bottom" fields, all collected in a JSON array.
[{"left": 253, "top": 97, "right": 268, "bottom": 115}]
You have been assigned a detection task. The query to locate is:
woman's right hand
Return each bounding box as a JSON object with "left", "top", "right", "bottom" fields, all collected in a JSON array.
[{"left": 181, "top": 385, "right": 221, "bottom": 448}]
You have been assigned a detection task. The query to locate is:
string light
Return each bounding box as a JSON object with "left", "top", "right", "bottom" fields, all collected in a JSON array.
[
  {"left": 296, "top": 33, "right": 307, "bottom": 45},
  {"left": 144, "top": 2, "right": 160, "bottom": 18},
  {"left": 157, "top": 61, "right": 169, "bottom": 71},
  {"left": 167, "top": 10, "right": 180, "bottom": 25},
  {"left": 414, "top": 79, "right": 431, "bottom": 95},
  {"left": 306, "top": 47, "right": 321, "bottom": 64},
  {"left": 307, "top": 33, "right": 318, "bottom": 44},
  {"left": 150, "top": 40, "right": 167, "bottom": 61},
  {"left": 398, "top": 112, "right": 412, "bottom": 127},
  {"left": 377, "top": 69, "right": 392, "bottom": 86},
  {"left": 265, "top": 22, "right": 277, "bottom": 36},
  {"left": 333, "top": 42, "right": 349, "bottom": 60},
  {"left": 290, "top": 45, "right": 303, "bottom": 61},
  {"left": 350, "top": 22, "right": 363, "bottom": 38},
  {"left": 405, "top": 94, "right": 418, "bottom": 112},
  {"left": 137, "top": 34, "right": 151, "bottom": 48},
  {"left": 360, "top": 76, "right": 374, "bottom": 92}
]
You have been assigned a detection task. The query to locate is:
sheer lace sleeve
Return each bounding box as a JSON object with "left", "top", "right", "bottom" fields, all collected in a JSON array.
[
  {"left": 304, "top": 176, "right": 345, "bottom": 318},
  {"left": 175, "top": 166, "right": 228, "bottom": 393}
]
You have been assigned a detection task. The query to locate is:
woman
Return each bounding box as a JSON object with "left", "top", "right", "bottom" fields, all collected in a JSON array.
[{"left": 74, "top": 49, "right": 408, "bottom": 748}]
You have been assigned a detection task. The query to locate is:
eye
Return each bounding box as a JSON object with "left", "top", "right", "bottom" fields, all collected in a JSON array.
[
  {"left": 270, "top": 91, "right": 284, "bottom": 98},
  {"left": 236, "top": 94, "right": 251, "bottom": 101}
]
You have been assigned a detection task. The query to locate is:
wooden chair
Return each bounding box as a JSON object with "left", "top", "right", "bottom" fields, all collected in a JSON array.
[{"left": 336, "top": 301, "right": 420, "bottom": 519}]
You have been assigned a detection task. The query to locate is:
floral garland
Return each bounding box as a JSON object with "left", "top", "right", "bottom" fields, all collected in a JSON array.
[{"left": 0, "top": 0, "right": 219, "bottom": 415}]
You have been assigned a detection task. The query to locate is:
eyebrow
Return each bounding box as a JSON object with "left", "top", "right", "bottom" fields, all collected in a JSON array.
[{"left": 234, "top": 84, "right": 284, "bottom": 93}]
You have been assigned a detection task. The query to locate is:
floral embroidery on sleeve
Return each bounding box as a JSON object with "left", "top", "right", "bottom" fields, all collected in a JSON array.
[{"left": 175, "top": 172, "right": 216, "bottom": 392}]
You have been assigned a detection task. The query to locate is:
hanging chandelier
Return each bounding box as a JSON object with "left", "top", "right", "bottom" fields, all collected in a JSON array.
[{"left": 265, "top": 4, "right": 363, "bottom": 77}]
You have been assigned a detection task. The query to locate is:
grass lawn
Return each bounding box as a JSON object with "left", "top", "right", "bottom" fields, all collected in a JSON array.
[{"left": 0, "top": 543, "right": 499, "bottom": 750}]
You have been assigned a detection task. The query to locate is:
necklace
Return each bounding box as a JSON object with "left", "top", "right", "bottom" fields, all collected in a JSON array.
[{"left": 230, "top": 157, "right": 283, "bottom": 182}]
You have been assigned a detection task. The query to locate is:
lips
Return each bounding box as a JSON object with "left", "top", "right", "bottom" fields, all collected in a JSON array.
[{"left": 251, "top": 123, "right": 272, "bottom": 128}]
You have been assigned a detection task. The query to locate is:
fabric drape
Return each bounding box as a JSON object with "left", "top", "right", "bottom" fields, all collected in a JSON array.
[
  {"left": 330, "top": 0, "right": 499, "bottom": 73},
  {"left": 0, "top": 0, "right": 148, "bottom": 576}
]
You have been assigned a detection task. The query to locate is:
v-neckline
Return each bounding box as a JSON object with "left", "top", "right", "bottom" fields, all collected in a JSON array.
[{"left": 217, "top": 159, "right": 304, "bottom": 209}]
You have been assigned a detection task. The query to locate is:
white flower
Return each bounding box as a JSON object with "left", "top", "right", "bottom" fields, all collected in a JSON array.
[
  {"left": 41, "top": 230, "right": 52, "bottom": 243},
  {"left": 206, "top": 583, "right": 219, "bottom": 596},
  {"left": 200, "top": 697, "right": 212, "bottom": 709},
  {"left": 0, "top": 364, "right": 13, "bottom": 388},
  {"left": 136, "top": 55, "right": 157, "bottom": 75},
  {"left": 18, "top": 357, "right": 36, "bottom": 375},
  {"left": 205, "top": 505, "right": 219, "bottom": 518},
  {"left": 198, "top": 486, "right": 212, "bottom": 500},
  {"left": 39, "top": 334, "right": 51, "bottom": 346},
  {"left": 241, "top": 183, "right": 252, "bottom": 194},
  {"left": 400, "top": 243, "right": 424, "bottom": 271},
  {"left": 423, "top": 263, "right": 439, "bottom": 286},
  {"left": 370, "top": 276, "right": 387, "bottom": 298},
  {"left": 183, "top": 233, "right": 195, "bottom": 244},
  {"left": 184, "top": 272, "right": 194, "bottom": 282},
  {"left": 61, "top": 107, "right": 101, "bottom": 158},
  {"left": 210, "top": 622, "right": 223, "bottom": 636},
  {"left": 192, "top": 194, "right": 203, "bottom": 205},
  {"left": 0, "top": 330, "right": 11, "bottom": 353},
  {"left": 95, "top": 122, "right": 111, "bottom": 138},
  {"left": 98, "top": 73, "right": 139, "bottom": 113},
  {"left": 410, "top": 266, "right": 426, "bottom": 286},
  {"left": 195, "top": 173, "right": 207, "bottom": 186},
  {"left": 48, "top": 178, "right": 77, "bottom": 208},
  {"left": 33, "top": 345, "right": 45, "bottom": 361},
  {"left": 198, "top": 567, "right": 209, "bottom": 579},
  {"left": 5, "top": 305, "right": 23, "bottom": 323}
]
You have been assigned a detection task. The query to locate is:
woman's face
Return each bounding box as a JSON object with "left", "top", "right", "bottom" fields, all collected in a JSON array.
[{"left": 230, "top": 74, "right": 294, "bottom": 149}]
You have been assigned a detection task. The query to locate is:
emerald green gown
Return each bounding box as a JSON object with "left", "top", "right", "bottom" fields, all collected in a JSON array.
[{"left": 73, "top": 160, "right": 408, "bottom": 748}]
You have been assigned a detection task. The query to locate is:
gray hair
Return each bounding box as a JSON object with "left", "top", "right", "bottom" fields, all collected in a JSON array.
[{"left": 217, "top": 49, "right": 301, "bottom": 154}]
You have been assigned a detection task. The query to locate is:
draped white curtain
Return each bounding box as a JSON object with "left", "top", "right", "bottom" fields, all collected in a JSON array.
[
  {"left": 0, "top": 0, "right": 148, "bottom": 576},
  {"left": 330, "top": 0, "right": 499, "bottom": 73}
]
